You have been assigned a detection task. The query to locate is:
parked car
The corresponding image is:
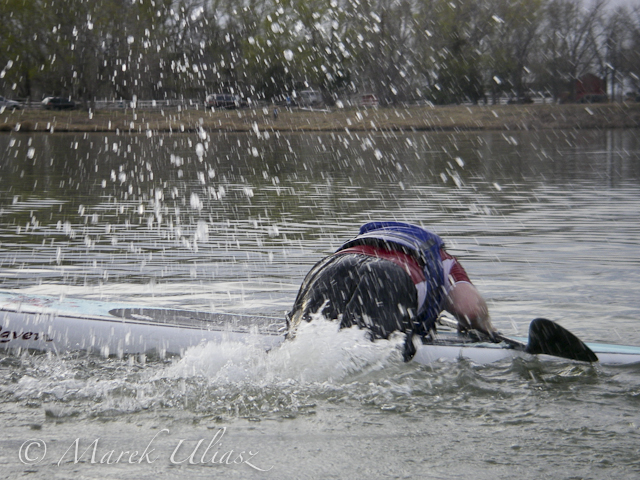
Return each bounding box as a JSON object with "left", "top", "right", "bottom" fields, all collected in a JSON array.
[
  {"left": 360, "top": 93, "right": 379, "bottom": 107},
  {"left": 0, "top": 96, "right": 22, "bottom": 110},
  {"left": 297, "top": 90, "right": 323, "bottom": 107},
  {"left": 205, "top": 94, "right": 241, "bottom": 109},
  {"left": 42, "top": 97, "right": 76, "bottom": 110},
  {"left": 578, "top": 94, "right": 607, "bottom": 104},
  {"left": 507, "top": 95, "right": 534, "bottom": 104},
  {"left": 271, "top": 94, "right": 296, "bottom": 106}
]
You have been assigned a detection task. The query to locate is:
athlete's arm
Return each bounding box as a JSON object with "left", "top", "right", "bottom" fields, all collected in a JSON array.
[
  {"left": 444, "top": 281, "right": 495, "bottom": 336},
  {"left": 440, "top": 250, "right": 495, "bottom": 336}
]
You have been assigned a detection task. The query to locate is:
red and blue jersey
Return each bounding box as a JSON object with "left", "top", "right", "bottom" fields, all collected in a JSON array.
[{"left": 336, "top": 222, "right": 470, "bottom": 332}]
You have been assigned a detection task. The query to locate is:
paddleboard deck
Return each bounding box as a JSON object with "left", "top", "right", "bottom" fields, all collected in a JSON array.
[
  {"left": 1, "top": 290, "right": 639, "bottom": 364},
  {"left": 0, "top": 290, "right": 284, "bottom": 357}
]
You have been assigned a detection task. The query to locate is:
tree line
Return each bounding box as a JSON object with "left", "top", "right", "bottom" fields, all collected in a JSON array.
[{"left": 2, "top": 0, "right": 639, "bottom": 107}]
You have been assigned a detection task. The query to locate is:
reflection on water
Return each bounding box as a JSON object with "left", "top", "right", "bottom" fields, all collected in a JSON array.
[
  {"left": 1, "top": 129, "right": 639, "bottom": 335},
  {"left": 2, "top": 128, "right": 640, "bottom": 479}
]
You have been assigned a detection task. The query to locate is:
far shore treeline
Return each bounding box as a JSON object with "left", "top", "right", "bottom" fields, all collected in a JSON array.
[{"left": 1, "top": 0, "right": 640, "bottom": 108}]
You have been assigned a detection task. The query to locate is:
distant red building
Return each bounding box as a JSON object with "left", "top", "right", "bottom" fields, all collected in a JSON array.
[{"left": 575, "top": 74, "right": 607, "bottom": 103}]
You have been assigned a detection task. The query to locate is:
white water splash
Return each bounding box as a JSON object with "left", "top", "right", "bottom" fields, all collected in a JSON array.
[{"left": 161, "top": 318, "right": 405, "bottom": 385}]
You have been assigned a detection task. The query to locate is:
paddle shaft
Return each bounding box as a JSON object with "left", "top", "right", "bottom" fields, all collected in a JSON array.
[
  {"left": 437, "top": 316, "right": 504, "bottom": 342},
  {"left": 437, "top": 315, "right": 598, "bottom": 362}
]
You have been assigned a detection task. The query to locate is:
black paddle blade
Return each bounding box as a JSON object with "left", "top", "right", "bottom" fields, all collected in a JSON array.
[{"left": 526, "top": 318, "right": 598, "bottom": 363}]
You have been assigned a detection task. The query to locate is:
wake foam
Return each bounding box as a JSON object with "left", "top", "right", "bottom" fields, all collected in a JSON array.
[
  {"left": 8, "top": 320, "right": 408, "bottom": 418},
  {"left": 162, "top": 318, "right": 406, "bottom": 385}
]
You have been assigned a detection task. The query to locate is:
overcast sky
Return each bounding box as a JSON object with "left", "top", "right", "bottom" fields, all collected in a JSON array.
[{"left": 605, "top": 0, "right": 638, "bottom": 10}]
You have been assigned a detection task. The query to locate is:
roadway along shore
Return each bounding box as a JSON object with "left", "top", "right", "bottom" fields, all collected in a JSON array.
[{"left": 2, "top": 102, "right": 639, "bottom": 134}]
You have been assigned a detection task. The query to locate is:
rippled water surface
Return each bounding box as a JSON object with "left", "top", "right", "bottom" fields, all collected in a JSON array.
[{"left": 1, "top": 128, "right": 640, "bottom": 479}]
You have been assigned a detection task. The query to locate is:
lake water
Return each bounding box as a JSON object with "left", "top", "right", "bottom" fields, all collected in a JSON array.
[{"left": 1, "top": 127, "right": 640, "bottom": 479}]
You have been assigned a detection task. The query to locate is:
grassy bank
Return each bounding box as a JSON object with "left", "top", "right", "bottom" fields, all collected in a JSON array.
[{"left": 2, "top": 102, "right": 639, "bottom": 134}]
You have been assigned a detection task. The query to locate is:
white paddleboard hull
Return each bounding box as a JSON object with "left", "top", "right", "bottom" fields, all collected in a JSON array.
[{"left": 2, "top": 291, "right": 639, "bottom": 365}]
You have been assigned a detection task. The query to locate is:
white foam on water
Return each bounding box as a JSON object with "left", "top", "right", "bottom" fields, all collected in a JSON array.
[
  {"left": 7, "top": 319, "right": 406, "bottom": 418},
  {"left": 161, "top": 318, "right": 406, "bottom": 385}
]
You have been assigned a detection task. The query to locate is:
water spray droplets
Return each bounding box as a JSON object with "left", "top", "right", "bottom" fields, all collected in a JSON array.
[
  {"left": 195, "top": 143, "right": 205, "bottom": 160},
  {"left": 190, "top": 193, "right": 203, "bottom": 211}
]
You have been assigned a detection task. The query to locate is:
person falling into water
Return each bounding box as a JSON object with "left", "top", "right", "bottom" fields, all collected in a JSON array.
[{"left": 287, "top": 221, "right": 496, "bottom": 358}]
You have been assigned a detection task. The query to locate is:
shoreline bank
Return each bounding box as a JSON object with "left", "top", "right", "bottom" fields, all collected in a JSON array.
[{"left": 2, "top": 103, "right": 639, "bottom": 134}]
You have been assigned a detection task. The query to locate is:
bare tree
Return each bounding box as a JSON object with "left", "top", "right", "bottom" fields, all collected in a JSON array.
[
  {"left": 622, "top": 6, "right": 640, "bottom": 97},
  {"left": 537, "top": 0, "right": 606, "bottom": 102},
  {"left": 484, "top": 0, "right": 545, "bottom": 103}
]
